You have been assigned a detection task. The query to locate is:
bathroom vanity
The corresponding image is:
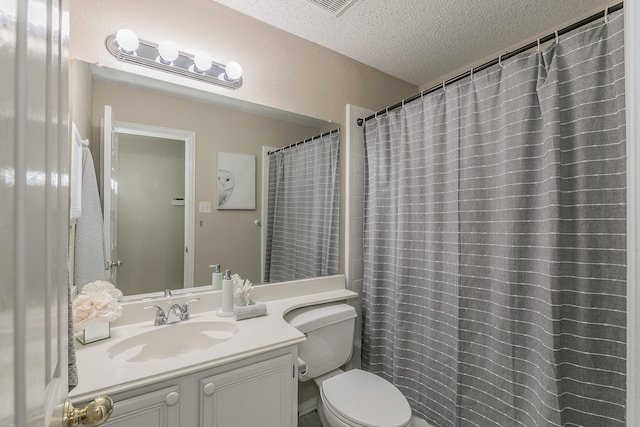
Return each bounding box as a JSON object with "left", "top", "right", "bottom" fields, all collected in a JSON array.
[
  {"left": 88, "top": 347, "right": 296, "bottom": 427},
  {"left": 70, "top": 275, "right": 356, "bottom": 427}
]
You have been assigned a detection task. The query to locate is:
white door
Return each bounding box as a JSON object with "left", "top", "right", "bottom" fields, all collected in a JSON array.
[
  {"left": 0, "top": 2, "right": 113, "bottom": 426},
  {"left": 100, "top": 119, "right": 195, "bottom": 290},
  {"left": 102, "top": 105, "right": 121, "bottom": 285},
  {"left": 0, "top": 0, "right": 69, "bottom": 425}
]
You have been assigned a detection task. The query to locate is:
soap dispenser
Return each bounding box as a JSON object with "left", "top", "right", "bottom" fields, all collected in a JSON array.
[
  {"left": 209, "top": 264, "right": 222, "bottom": 290},
  {"left": 217, "top": 269, "right": 234, "bottom": 317}
]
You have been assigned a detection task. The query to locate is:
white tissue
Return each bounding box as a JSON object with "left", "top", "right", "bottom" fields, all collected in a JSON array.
[{"left": 297, "top": 357, "right": 308, "bottom": 378}]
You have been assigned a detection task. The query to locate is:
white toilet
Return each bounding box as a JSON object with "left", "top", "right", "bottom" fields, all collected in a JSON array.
[{"left": 285, "top": 303, "right": 412, "bottom": 427}]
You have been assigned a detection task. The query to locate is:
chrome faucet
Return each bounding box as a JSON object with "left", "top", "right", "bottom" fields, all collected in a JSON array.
[{"left": 144, "top": 298, "right": 200, "bottom": 326}]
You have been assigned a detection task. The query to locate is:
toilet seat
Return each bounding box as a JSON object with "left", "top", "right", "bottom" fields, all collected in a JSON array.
[{"left": 320, "top": 369, "right": 412, "bottom": 427}]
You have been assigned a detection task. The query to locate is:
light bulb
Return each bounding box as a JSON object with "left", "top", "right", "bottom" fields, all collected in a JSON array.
[
  {"left": 115, "top": 29, "right": 139, "bottom": 54},
  {"left": 157, "top": 41, "right": 179, "bottom": 63},
  {"left": 193, "top": 51, "right": 212, "bottom": 73},
  {"left": 224, "top": 61, "right": 242, "bottom": 81}
]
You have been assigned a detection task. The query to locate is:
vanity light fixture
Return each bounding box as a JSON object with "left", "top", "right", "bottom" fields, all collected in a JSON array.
[{"left": 106, "top": 29, "right": 243, "bottom": 89}]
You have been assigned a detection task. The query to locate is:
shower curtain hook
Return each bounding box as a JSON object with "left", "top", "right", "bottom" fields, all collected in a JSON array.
[
  {"left": 498, "top": 54, "right": 504, "bottom": 68},
  {"left": 421, "top": 90, "right": 425, "bottom": 100},
  {"left": 402, "top": 99, "right": 405, "bottom": 108},
  {"left": 555, "top": 30, "right": 559, "bottom": 45},
  {"left": 442, "top": 81, "right": 447, "bottom": 91},
  {"left": 469, "top": 67, "right": 473, "bottom": 80},
  {"left": 604, "top": 6, "right": 610, "bottom": 24},
  {"left": 386, "top": 106, "right": 389, "bottom": 115},
  {"left": 536, "top": 38, "right": 541, "bottom": 53}
]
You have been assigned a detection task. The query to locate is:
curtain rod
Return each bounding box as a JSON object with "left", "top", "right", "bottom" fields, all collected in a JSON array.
[
  {"left": 358, "top": 2, "right": 623, "bottom": 126},
  {"left": 267, "top": 128, "right": 340, "bottom": 155}
]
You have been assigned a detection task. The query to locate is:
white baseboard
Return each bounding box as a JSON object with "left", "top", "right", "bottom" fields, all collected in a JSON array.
[{"left": 298, "top": 398, "right": 318, "bottom": 417}]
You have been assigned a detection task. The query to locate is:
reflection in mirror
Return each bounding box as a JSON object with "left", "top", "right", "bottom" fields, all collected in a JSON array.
[
  {"left": 70, "top": 59, "right": 340, "bottom": 299},
  {"left": 117, "top": 134, "right": 186, "bottom": 295},
  {"left": 265, "top": 130, "right": 340, "bottom": 283}
]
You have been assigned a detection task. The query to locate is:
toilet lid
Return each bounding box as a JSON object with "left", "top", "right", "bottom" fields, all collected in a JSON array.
[{"left": 321, "top": 370, "right": 412, "bottom": 427}]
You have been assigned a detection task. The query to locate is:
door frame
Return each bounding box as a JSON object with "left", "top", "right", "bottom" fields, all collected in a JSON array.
[{"left": 109, "top": 120, "right": 196, "bottom": 289}]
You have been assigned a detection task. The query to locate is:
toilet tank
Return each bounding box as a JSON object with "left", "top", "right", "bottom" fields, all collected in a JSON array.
[{"left": 284, "top": 303, "right": 356, "bottom": 381}]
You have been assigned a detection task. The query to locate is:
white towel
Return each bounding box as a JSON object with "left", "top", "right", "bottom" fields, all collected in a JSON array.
[
  {"left": 233, "top": 303, "right": 268, "bottom": 321},
  {"left": 73, "top": 147, "right": 108, "bottom": 289}
]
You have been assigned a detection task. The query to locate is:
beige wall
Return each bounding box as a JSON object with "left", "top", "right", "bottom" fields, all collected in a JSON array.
[
  {"left": 92, "top": 80, "right": 325, "bottom": 287},
  {"left": 70, "top": 60, "right": 94, "bottom": 140},
  {"left": 117, "top": 134, "right": 185, "bottom": 295}
]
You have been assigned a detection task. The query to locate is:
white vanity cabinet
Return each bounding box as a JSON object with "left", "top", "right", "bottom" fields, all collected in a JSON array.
[
  {"left": 89, "top": 347, "right": 297, "bottom": 427},
  {"left": 101, "top": 385, "right": 180, "bottom": 427},
  {"left": 200, "top": 353, "right": 294, "bottom": 427}
]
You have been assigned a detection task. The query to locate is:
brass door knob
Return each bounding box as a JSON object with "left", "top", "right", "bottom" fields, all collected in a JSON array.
[
  {"left": 107, "top": 260, "right": 122, "bottom": 269},
  {"left": 63, "top": 396, "right": 114, "bottom": 427}
]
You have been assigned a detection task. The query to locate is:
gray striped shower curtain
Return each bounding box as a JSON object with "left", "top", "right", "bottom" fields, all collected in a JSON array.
[
  {"left": 362, "top": 11, "right": 625, "bottom": 427},
  {"left": 265, "top": 131, "right": 340, "bottom": 283}
]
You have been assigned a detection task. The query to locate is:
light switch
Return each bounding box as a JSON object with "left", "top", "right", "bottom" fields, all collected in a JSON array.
[{"left": 199, "top": 201, "right": 212, "bottom": 213}]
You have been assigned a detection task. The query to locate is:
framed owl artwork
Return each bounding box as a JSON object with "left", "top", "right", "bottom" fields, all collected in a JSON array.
[{"left": 216, "top": 151, "right": 256, "bottom": 210}]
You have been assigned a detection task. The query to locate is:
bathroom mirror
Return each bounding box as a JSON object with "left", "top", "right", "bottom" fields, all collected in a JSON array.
[{"left": 70, "top": 59, "right": 340, "bottom": 299}]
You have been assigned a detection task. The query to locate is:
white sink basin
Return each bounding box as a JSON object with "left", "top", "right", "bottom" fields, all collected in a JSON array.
[{"left": 107, "top": 321, "right": 238, "bottom": 362}]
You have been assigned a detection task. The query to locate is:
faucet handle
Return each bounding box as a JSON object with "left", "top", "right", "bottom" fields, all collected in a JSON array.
[
  {"left": 180, "top": 298, "right": 200, "bottom": 320},
  {"left": 144, "top": 305, "right": 167, "bottom": 325}
]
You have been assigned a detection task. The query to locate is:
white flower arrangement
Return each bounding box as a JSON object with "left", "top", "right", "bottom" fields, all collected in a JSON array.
[
  {"left": 231, "top": 273, "right": 255, "bottom": 307},
  {"left": 72, "top": 280, "right": 124, "bottom": 332}
]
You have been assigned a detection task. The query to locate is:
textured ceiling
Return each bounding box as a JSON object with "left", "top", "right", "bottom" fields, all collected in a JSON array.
[{"left": 212, "top": 0, "right": 614, "bottom": 86}]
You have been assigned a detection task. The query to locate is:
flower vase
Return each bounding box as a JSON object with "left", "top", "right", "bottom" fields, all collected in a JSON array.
[{"left": 78, "top": 320, "right": 110, "bottom": 345}]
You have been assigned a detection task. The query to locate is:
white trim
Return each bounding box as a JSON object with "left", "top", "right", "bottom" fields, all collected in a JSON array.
[
  {"left": 70, "top": 122, "right": 84, "bottom": 222},
  {"left": 102, "top": 106, "right": 113, "bottom": 279},
  {"left": 626, "top": 0, "right": 639, "bottom": 424},
  {"left": 297, "top": 397, "right": 318, "bottom": 417},
  {"left": 344, "top": 104, "right": 373, "bottom": 372},
  {"left": 111, "top": 120, "right": 197, "bottom": 288}
]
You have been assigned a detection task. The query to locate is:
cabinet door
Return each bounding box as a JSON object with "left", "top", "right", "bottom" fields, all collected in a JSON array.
[
  {"left": 104, "top": 385, "right": 180, "bottom": 427},
  {"left": 200, "top": 354, "right": 294, "bottom": 427}
]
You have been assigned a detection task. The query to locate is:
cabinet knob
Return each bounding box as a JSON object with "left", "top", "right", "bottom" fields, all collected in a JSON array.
[
  {"left": 203, "top": 382, "right": 216, "bottom": 396},
  {"left": 165, "top": 391, "right": 180, "bottom": 406}
]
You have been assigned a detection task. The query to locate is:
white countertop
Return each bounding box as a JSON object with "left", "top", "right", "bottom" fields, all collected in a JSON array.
[{"left": 70, "top": 275, "right": 357, "bottom": 402}]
